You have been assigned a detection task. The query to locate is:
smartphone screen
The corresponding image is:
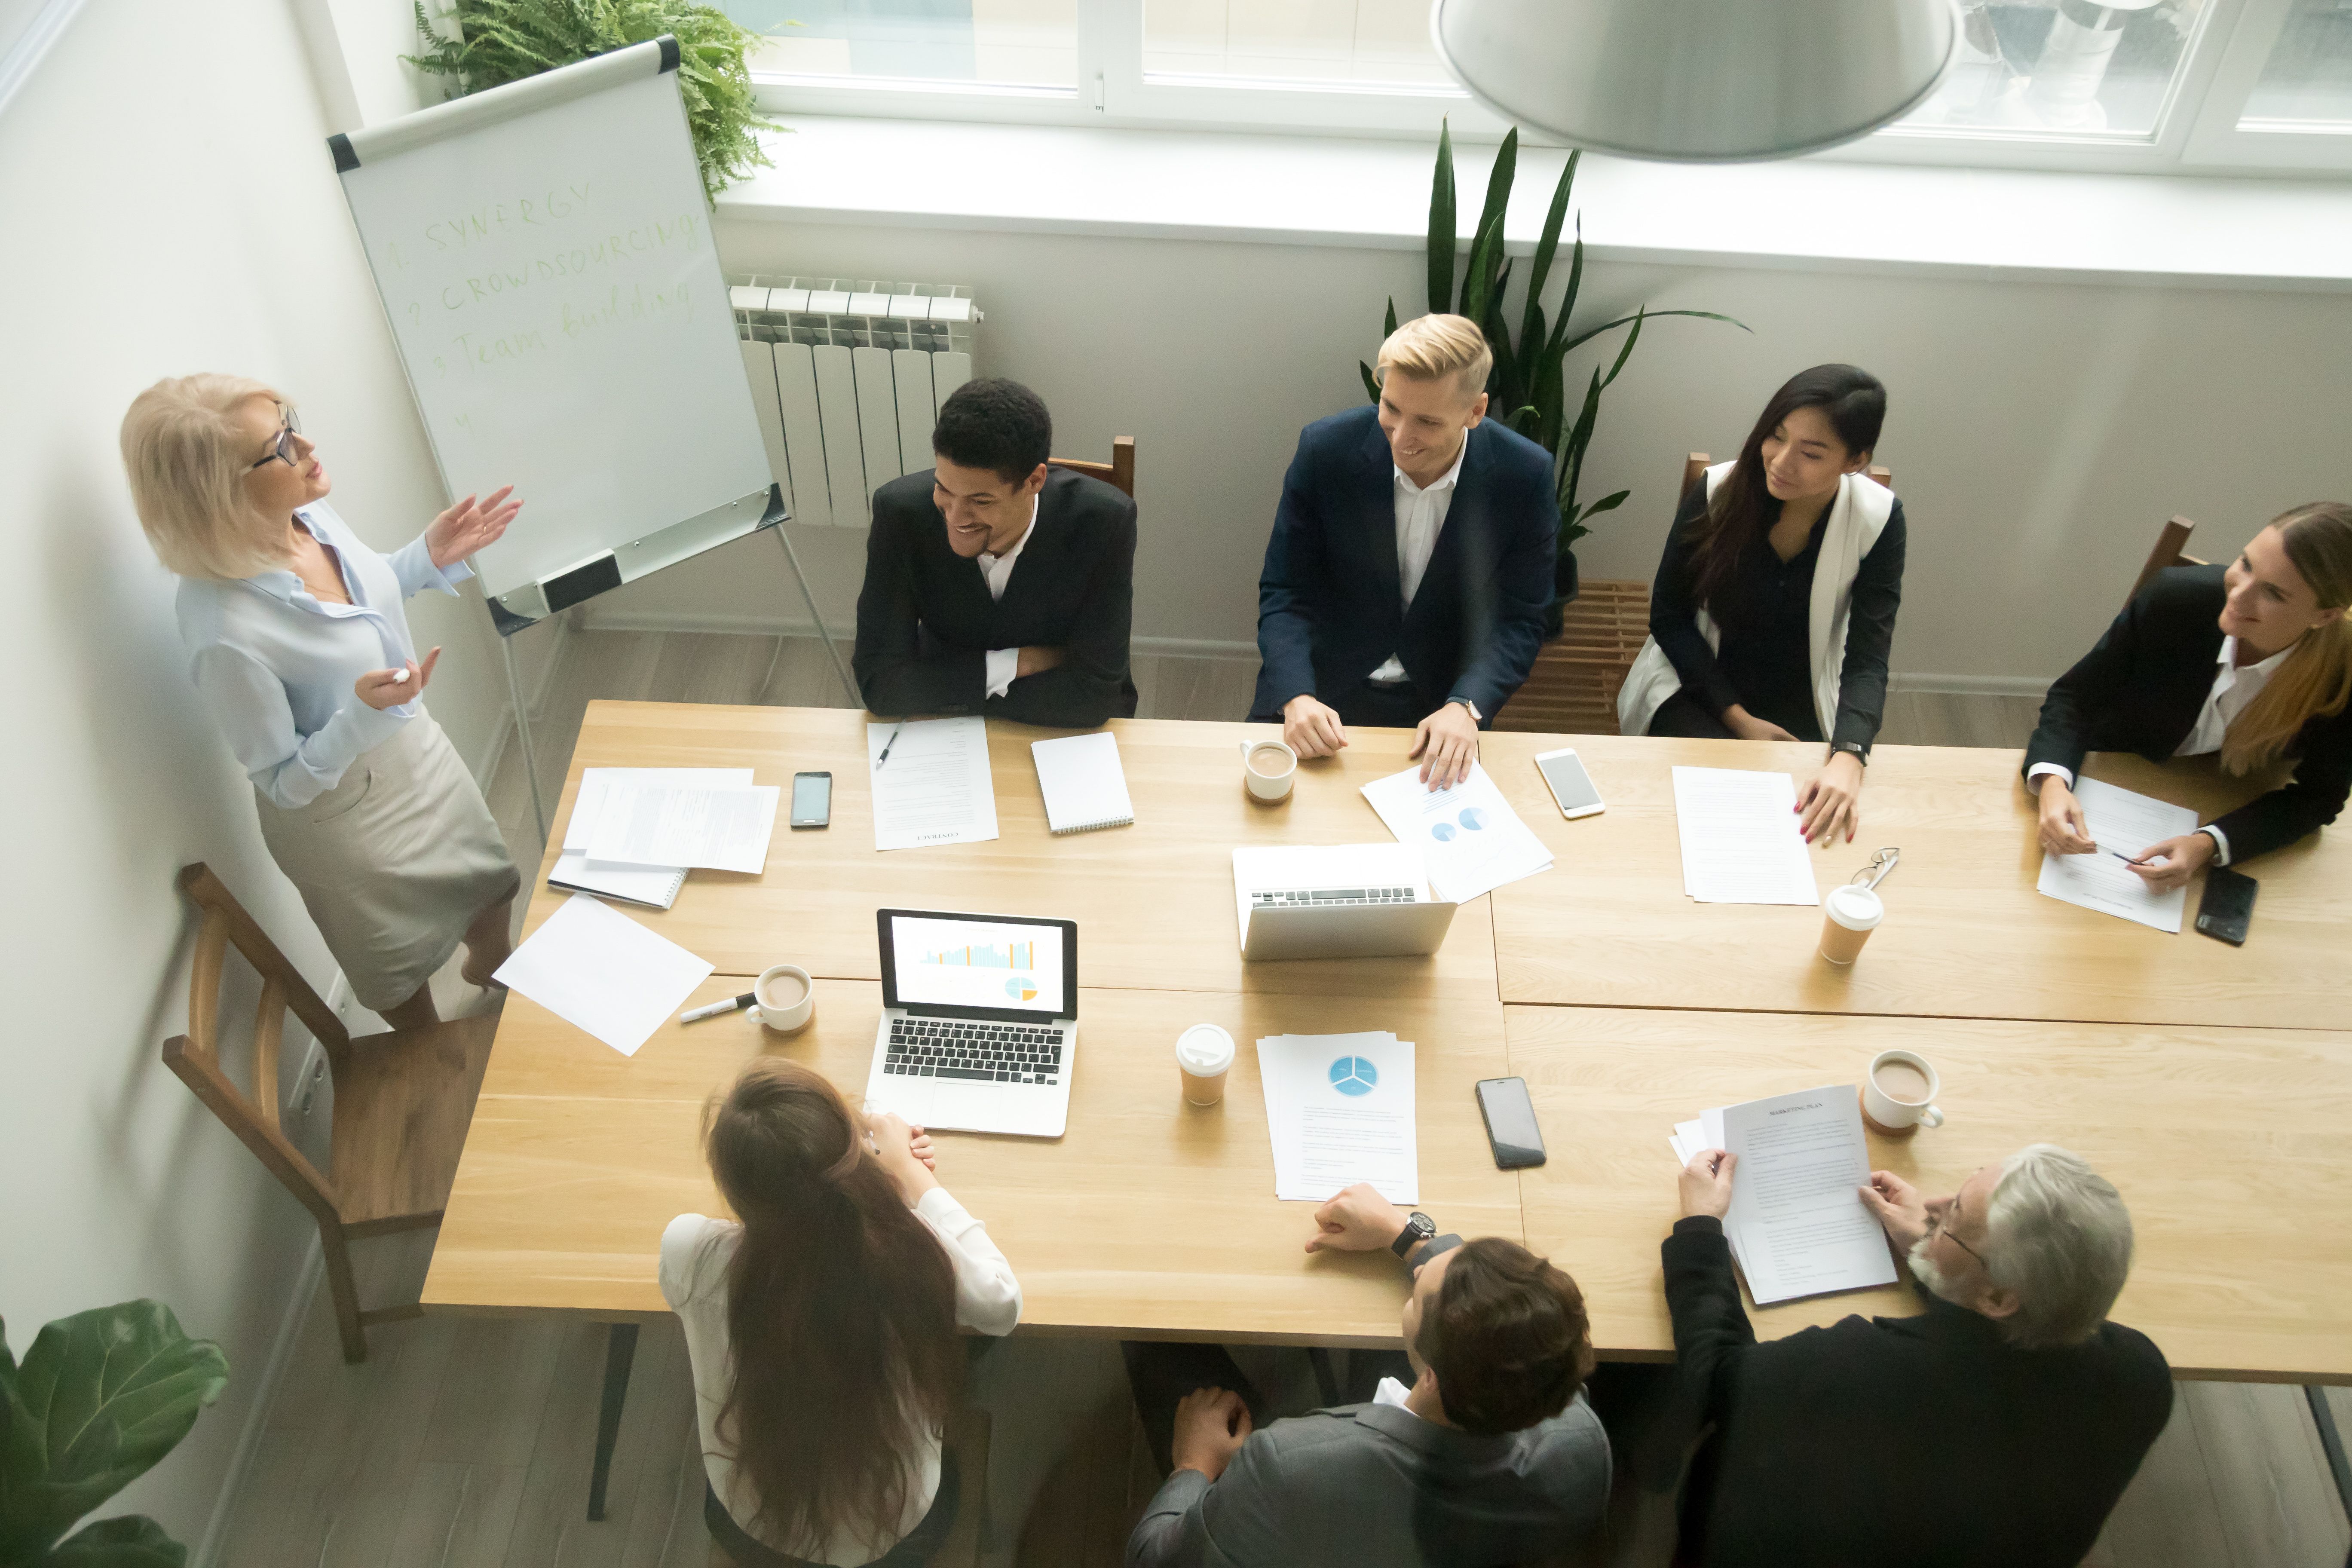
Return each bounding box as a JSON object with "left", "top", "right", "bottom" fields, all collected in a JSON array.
[
  {"left": 1475, "top": 1077, "right": 1547, "bottom": 1170},
  {"left": 2196, "top": 865, "right": 2257, "bottom": 945},
  {"left": 1535, "top": 749, "right": 1604, "bottom": 817},
  {"left": 790, "top": 771, "right": 832, "bottom": 828}
]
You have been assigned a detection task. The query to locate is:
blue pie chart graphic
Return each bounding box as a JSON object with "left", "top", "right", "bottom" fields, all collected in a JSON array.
[
  {"left": 1458, "top": 807, "right": 1488, "bottom": 831},
  {"left": 1329, "top": 1057, "right": 1379, "bottom": 1096},
  {"left": 1430, "top": 821, "right": 1458, "bottom": 842}
]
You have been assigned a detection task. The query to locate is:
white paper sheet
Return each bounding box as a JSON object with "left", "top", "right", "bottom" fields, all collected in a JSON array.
[
  {"left": 1705, "top": 1085, "right": 1896, "bottom": 1305},
  {"left": 586, "top": 784, "right": 779, "bottom": 874},
  {"left": 2035, "top": 776, "right": 2200, "bottom": 934},
  {"left": 554, "top": 768, "right": 756, "bottom": 902},
  {"left": 1360, "top": 763, "right": 1552, "bottom": 904},
  {"left": 1256, "top": 1032, "right": 1419, "bottom": 1204},
  {"left": 493, "top": 894, "right": 715, "bottom": 1057},
  {"left": 869, "top": 718, "right": 1000, "bottom": 851},
  {"left": 1671, "top": 766, "right": 1821, "bottom": 906}
]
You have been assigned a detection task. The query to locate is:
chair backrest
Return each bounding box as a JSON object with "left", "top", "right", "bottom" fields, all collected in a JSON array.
[
  {"left": 1678, "top": 451, "right": 1894, "bottom": 505},
  {"left": 162, "top": 863, "right": 352, "bottom": 1228},
  {"left": 1047, "top": 436, "right": 1135, "bottom": 499},
  {"left": 2126, "top": 514, "right": 2205, "bottom": 611}
]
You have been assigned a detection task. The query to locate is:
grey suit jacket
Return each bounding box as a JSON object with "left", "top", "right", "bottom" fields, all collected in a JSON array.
[{"left": 1126, "top": 1394, "right": 1610, "bottom": 1568}]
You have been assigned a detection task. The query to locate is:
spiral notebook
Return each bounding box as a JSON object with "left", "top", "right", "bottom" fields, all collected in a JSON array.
[{"left": 1031, "top": 732, "right": 1135, "bottom": 835}]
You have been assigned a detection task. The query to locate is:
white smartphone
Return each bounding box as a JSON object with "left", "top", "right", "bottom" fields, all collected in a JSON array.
[{"left": 1534, "top": 747, "right": 1606, "bottom": 819}]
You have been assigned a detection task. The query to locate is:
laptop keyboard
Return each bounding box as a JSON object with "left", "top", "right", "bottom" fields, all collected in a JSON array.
[
  {"left": 1250, "top": 885, "right": 1418, "bottom": 909},
  {"left": 885, "top": 1018, "right": 1063, "bottom": 1085}
]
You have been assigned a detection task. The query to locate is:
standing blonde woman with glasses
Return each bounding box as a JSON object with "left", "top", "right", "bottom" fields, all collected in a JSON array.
[{"left": 123, "top": 374, "right": 524, "bottom": 1029}]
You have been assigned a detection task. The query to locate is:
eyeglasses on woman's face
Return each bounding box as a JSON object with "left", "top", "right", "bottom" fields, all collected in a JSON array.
[{"left": 248, "top": 405, "right": 303, "bottom": 471}]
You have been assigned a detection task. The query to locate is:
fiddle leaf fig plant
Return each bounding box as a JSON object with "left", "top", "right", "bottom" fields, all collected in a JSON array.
[{"left": 0, "top": 1301, "right": 229, "bottom": 1568}]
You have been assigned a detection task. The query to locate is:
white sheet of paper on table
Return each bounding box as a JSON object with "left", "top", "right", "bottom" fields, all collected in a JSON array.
[
  {"left": 1256, "top": 1031, "right": 1420, "bottom": 1204},
  {"left": 492, "top": 893, "right": 715, "bottom": 1057},
  {"left": 2035, "top": 776, "right": 2200, "bottom": 934},
  {"left": 1671, "top": 766, "right": 1821, "bottom": 906},
  {"left": 564, "top": 768, "right": 753, "bottom": 853},
  {"left": 1705, "top": 1086, "right": 1896, "bottom": 1305},
  {"left": 869, "top": 717, "right": 1000, "bottom": 851},
  {"left": 1360, "top": 762, "right": 1552, "bottom": 905},
  {"left": 585, "top": 783, "right": 779, "bottom": 873}
]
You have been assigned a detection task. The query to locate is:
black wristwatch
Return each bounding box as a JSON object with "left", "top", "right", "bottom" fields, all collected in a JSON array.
[
  {"left": 1833, "top": 740, "right": 1868, "bottom": 765},
  {"left": 1391, "top": 1212, "right": 1437, "bottom": 1259}
]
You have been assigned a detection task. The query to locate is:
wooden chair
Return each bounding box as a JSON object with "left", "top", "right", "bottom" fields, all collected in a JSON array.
[
  {"left": 1047, "top": 436, "right": 1136, "bottom": 499},
  {"left": 2126, "top": 514, "right": 2205, "bottom": 611},
  {"left": 704, "top": 1406, "right": 990, "bottom": 1568},
  {"left": 161, "top": 863, "right": 497, "bottom": 1364}
]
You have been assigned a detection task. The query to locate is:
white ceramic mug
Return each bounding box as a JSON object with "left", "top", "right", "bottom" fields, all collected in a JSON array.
[
  {"left": 1240, "top": 739, "right": 1298, "bottom": 802},
  {"left": 1177, "top": 1023, "right": 1236, "bottom": 1106},
  {"left": 1861, "top": 1049, "right": 1944, "bottom": 1132},
  {"left": 749, "top": 964, "right": 815, "bottom": 1035}
]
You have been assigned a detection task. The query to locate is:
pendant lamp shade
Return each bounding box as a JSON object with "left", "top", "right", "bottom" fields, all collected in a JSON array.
[{"left": 1430, "top": 0, "right": 1960, "bottom": 162}]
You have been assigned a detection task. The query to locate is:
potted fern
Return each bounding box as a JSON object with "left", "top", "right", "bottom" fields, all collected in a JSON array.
[
  {"left": 1363, "top": 122, "right": 1746, "bottom": 625},
  {"left": 408, "top": 0, "right": 780, "bottom": 203}
]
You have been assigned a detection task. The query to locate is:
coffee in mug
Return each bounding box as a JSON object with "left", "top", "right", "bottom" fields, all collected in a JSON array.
[
  {"left": 1176, "top": 1023, "right": 1236, "bottom": 1106},
  {"left": 1240, "top": 739, "right": 1298, "bottom": 803},
  {"left": 750, "top": 963, "right": 815, "bottom": 1035},
  {"left": 1861, "top": 1049, "right": 1944, "bottom": 1133},
  {"left": 1818, "top": 885, "right": 1885, "bottom": 965}
]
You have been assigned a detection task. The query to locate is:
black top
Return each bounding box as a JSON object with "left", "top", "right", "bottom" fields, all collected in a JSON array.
[
  {"left": 851, "top": 467, "right": 1138, "bottom": 729},
  {"left": 2024, "top": 563, "right": 2352, "bottom": 863},
  {"left": 1663, "top": 1216, "right": 2171, "bottom": 1568},
  {"left": 1251, "top": 404, "right": 1557, "bottom": 725},
  {"left": 1648, "top": 480, "right": 1908, "bottom": 753}
]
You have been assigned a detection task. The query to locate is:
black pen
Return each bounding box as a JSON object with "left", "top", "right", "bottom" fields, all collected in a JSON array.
[
  {"left": 874, "top": 721, "right": 905, "bottom": 769},
  {"left": 2109, "top": 851, "right": 2152, "bottom": 865}
]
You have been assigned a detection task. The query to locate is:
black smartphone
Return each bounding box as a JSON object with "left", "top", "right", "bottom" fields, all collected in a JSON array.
[
  {"left": 790, "top": 771, "right": 832, "bottom": 829},
  {"left": 1475, "top": 1077, "right": 1547, "bottom": 1170},
  {"left": 2195, "top": 865, "right": 2257, "bottom": 945}
]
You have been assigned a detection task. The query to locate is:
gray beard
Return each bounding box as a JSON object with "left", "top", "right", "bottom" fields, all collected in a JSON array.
[{"left": 1908, "top": 1235, "right": 1968, "bottom": 1306}]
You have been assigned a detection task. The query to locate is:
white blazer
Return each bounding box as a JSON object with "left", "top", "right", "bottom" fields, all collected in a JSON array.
[{"left": 1617, "top": 462, "right": 1896, "bottom": 739}]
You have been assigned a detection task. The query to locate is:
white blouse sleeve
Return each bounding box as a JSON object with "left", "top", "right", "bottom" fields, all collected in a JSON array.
[
  {"left": 384, "top": 532, "right": 473, "bottom": 600},
  {"left": 189, "top": 643, "right": 407, "bottom": 810},
  {"left": 914, "top": 1187, "right": 1023, "bottom": 1335}
]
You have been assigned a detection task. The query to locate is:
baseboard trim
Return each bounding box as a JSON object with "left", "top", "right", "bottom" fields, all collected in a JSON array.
[
  {"left": 193, "top": 1235, "right": 323, "bottom": 1568},
  {"left": 1888, "top": 672, "right": 2052, "bottom": 697}
]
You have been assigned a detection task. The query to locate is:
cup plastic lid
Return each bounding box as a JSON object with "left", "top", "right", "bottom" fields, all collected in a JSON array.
[
  {"left": 1176, "top": 1023, "right": 1235, "bottom": 1072},
  {"left": 1825, "top": 884, "right": 1885, "bottom": 929}
]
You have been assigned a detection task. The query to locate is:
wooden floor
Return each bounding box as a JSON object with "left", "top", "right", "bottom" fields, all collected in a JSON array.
[{"left": 218, "top": 634, "right": 2352, "bottom": 1568}]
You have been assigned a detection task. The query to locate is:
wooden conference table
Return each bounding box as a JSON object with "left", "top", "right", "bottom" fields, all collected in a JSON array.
[{"left": 426, "top": 704, "right": 2352, "bottom": 1384}]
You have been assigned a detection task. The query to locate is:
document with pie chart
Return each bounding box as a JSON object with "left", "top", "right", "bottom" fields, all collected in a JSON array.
[
  {"left": 1360, "top": 762, "right": 1553, "bottom": 905},
  {"left": 1254, "top": 1031, "right": 1419, "bottom": 1204}
]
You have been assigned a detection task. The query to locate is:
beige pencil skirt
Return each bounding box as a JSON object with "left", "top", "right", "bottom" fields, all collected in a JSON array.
[{"left": 254, "top": 710, "right": 520, "bottom": 1012}]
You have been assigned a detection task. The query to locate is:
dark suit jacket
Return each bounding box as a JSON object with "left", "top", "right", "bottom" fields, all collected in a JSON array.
[
  {"left": 1251, "top": 406, "right": 1557, "bottom": 725},
  {"left": 1664, "top": 1216, "right": 2171, "bottom": 1568},
  {"left": 2024, "top": 564, "right": 2352, "bottom": 862},
  {"left": 852, "top": 467, "right": 1137, "bottom": 729}
]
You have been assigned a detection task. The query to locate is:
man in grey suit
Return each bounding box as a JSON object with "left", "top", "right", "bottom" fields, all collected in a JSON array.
[{"left": 1124, "top": 1184, "right": 1610, "bottom": 1568}]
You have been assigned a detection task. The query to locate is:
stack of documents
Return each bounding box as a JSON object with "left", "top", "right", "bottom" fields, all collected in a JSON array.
[
  {"left": 1360, "top": 763, "right": 1552, "bottom": 904},
  {"left": 1256, "top": 1032, "right": 1419, "bottom": 1203},
  {"left": 552, "top": 767, "right": 774, "bottom": 907},
  {"left": 1666, "top": 1084, "right": 1896, "bottom": 1305},
  {"left": 1670, "top": 766, "right": 1820, "bottom": 905},
  {"left": 493, "top": 894, "right": 715, "bottom": 1057},
  {"left": 2035, "top": 777, "right": 2199, "bottom": 933},
  {"left": 870, "top": 717, "right": 1000, "bottom": 851}
]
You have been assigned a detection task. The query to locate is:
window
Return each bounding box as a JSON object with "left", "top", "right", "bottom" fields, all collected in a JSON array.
[
  {"left": 1899, "top": 0, "right": 2208, "bottom": 138},
  {"left": 1142, "top": 0, "right": 1452, "bottom": 89},
  {"left": 728, "top": 0, "right": 1079, "bottom": 90},
  {"left": 2237, "top": 0, "right": 2352, "bottom": 125}
]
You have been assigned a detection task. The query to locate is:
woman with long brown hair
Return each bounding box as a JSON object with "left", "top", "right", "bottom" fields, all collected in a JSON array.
[
  {"left": 661, "top": 1059, "right": 1021, "bottom": 1565},
  {"left": 1617, "top": 365, "right": 1906, "bottom": 845},
  {"left": 2025, "top": 502, "right": 2352, "bottom": 890}
]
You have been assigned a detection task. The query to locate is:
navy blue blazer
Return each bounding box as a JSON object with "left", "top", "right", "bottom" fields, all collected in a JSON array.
[{"left": 1251, "top": 405, "right": 1557, "bottom": 725}]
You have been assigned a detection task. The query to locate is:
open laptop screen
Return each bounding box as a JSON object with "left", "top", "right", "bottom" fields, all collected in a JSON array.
[{"left": 876, "top": 909, "right": 1078, "bottom": 1022}]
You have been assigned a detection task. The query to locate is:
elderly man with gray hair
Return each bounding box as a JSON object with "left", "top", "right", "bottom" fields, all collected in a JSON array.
[{"left": 1661, "top": 1142, "right": 2171, "bottom": 1567}]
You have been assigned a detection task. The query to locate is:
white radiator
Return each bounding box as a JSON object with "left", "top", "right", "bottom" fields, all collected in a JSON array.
[{"left": 731, "top": 276, "right": 979, "bottom": 528}]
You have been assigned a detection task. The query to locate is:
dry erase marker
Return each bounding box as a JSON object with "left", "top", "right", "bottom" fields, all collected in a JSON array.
[
  {"left": 390, "top": 668, "right": 410, "bottom": 683},
  {"left": 680, "top": 992, "right": 757, "bottom": 1023}
]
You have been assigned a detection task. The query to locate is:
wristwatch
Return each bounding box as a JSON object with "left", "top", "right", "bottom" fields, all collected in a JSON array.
[
  {"left": 1450, "top": 698, "right": 1483, "bottom": 723},
  {"left": 1832, "top": 740, "right": 1868, "bottom": 764},
  {"left": 1390, "top": 1211, "right": 1438, "bottom": 1258}
]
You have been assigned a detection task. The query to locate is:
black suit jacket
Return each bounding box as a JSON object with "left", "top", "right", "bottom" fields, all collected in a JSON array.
[
  {"left": 2024, "top": 564, "right": 2352, "bottom": 862},
  {"left": 1664, "top": 1217, "right": 2171, "bottom": 1568},
  {"left": 852, "top": 467, "right": 1138, "bottom": 729},
  {"left": 1251, "top": 405, "right": 1556, "bottom": 724}
]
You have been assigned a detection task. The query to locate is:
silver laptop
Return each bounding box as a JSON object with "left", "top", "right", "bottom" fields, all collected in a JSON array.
[
  {"left": 1233, "top": 844, "right": 1459, "bottom": 962},
  {"left": 864, "top": 908, "right": 1078, "bottom": 1139}
]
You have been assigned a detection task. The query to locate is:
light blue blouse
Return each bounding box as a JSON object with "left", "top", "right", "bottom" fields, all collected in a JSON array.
[{"left": 176, "top": 502, "right": 470, "bottom": 810}]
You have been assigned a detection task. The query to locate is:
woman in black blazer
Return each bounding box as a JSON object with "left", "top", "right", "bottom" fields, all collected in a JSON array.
[{"left": 2025, "top": 502, "right": 2352, "bottom": 888}]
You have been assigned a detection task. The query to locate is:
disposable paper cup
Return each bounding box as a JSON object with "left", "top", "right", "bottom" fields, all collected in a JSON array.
[
  {"left": 1240, "top": 739, "right": 1297, "bottom": 803},
  {"left": 1818, "top": 885, "right": 1885, "bottom": 966},
  {"left": 750, "top": 964, "right": 815, "bottom": 1035},
  {"left": 1176, "top": 1023, "right": 1236, "bottom": 1106}
]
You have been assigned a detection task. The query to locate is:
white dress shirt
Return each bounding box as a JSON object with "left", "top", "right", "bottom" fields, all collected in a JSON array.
[
  {"left": 978, "top": 499, "right": 1039, "bottom": 699},
  {"left": 175, "top": 502, "right": 469, "bottom": 810},
  {"left": 660, "top": 1188, "right": 1022, "bottom": 1564},
  {"left": 1367, "top": 440, "right": 1468, "bottom": 687},
  {"left": 2025, "top": 634, "right": 2288, "bottom": 865}
]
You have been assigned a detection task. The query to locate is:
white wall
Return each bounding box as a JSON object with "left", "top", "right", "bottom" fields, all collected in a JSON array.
[
  {"left": 0, "top": 0, "right": 515, "bottom": 1550},
  {"left": 592, "top": 217, "right": 2352, "bottom": 689}
]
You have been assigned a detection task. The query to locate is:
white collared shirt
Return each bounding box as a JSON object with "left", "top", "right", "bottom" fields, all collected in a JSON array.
[
  {"left": 2024, "top": 634, "right": 2289, "bottom": 865},
  {"left": 1372, "top": 1375, "right": 1425, "bottom": 1420},
  {"left": 980, "top": 498, "right": 1039, "bottom": 699},
  {"left": 1368, "top": 439, "right": 1469, "bottom": 686}
]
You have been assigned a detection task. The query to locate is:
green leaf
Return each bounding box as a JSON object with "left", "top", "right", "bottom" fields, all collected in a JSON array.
[
  {"left": 1383, "top": 296, "right": 1399, "bottom": 338},
  {"left": 1463, "top": 127, "right": 1517, "bottom": 318},
  {"left": 1508, "top": 404, "right": 1542, "bottom": 438},
  {"left": 1427, "top": 118, "right": 1457, "bottom": 316},
  {"left": 39, "top": 1514, "right": 186, "bottom": 1567},
  {"left": 0, "top": 1303, "right": 227, "bottom": 1561},
  {"left": 1360, "top": 361, "right": 1381, "bottom": 404},
  {"left": 1554, "top": 308, "right": 1749, "bottom": 360},
  {"left": 1545, "top": 213, "right": 1586, "bottom": 362},
  {"left": 1518, "top": 149, "right": 1577, "bottom": 361},
  {"left": 1456, "top": 206, "right": 1506, "bottom": 336},
  {"left": 1582, "top": 489, "right": 1632, "bottom": 518}
]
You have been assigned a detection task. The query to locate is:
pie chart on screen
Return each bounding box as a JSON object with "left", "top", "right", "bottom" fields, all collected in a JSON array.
[{"left": 1004, "top": 977, "right": 1038, "bottom": 1001}]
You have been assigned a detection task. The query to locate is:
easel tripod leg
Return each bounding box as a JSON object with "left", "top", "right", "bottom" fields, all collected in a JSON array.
[
  {"left": 771, "top": 526, "right": 858, "bottom": 707},
  {"left": 499, "top": 630, "right": 551, "bottom": 849}
]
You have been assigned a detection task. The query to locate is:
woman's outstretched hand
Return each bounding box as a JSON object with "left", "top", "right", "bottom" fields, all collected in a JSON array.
[{"left": 427, "top": 486, "right": 522, "bottom": 569}]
